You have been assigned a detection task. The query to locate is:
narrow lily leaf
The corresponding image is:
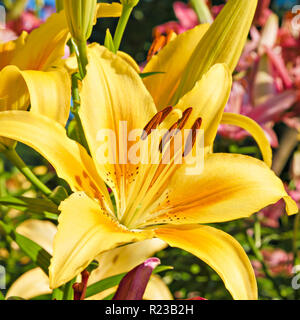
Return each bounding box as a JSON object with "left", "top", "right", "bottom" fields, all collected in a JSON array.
[
  {"left": 113, "top": 258, "right": 160, "bottom": 300},
  {"left": 0, "top": 196, "right": 59, "bottom": 220},
  {"left": 139, "top": 72, "right": 165, "bottom": 79},
  {"left": 52, "top": 287, "right": 64, "bottom": 300},
  {"left": 0, "top": 221, "right": 51, "bottom": 275},
  {"left": 104, "top": 29, "right": 116, "bottom": 53},
  {"left": 49, "top": 186, "right": 69, "bottom": 206},
  {"left": 0, "top": 291, "right": 4, "bottom": 300},
  {"left": 85, "top": 265, "right": 172, "bottom": 298},
  {"left": 174, "top": 0, "right": 258, "bottom": 102}
]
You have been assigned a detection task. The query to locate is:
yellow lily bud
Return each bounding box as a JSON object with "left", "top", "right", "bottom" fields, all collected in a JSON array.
[
  {"left": 120, "top": 0, "right": 139, "bottom": 7},
  {"left": 63, "top": 0, "right": 97, "bottom": 42},
  {"left": 173, "top": 0, "right": 258, "bottom": 103}
]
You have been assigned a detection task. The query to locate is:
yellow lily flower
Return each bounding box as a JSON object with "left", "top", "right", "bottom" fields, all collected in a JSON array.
[
  {"left": 6, "top": 219, "right": 172, "bottom": 300},
  {"left": 0, "top": 1, "right": 123, "bottom": 140},
  {"left": 0, "top": 11, "right": 71, "bottom": 125},
  {"left": 0, "top": 45, "right": 297, "bottom": 300}
]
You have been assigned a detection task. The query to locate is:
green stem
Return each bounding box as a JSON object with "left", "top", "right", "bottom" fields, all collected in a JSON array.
[
  {"left": 67, "top": 40, "right": 90, "bottom": 153},
  {"left": 63, "top": 278, "right": 76, "bottom": 300},
  {"left": 52, "top": 287, "right": 64, "bottom": 300},
  {"left": 3, "top": 148, "right": 52, "bottom": 198},
  {"left": 113, "top": 5, "right": 134, "bottom": 52},
  {"left": 70, "top": 74, "right": 90, "bottom": 153},
  {"left": 246, "top": 232, "right": 285, "bottom": 300},
  {"left": 293, "top": 213, "right": 300, "bottom": 266},
  {"left": 190, "top": 0, "right": 213, "bottom": 24},
  {"left": 71, "top": 39, "right": 88, "bottom": 80}
]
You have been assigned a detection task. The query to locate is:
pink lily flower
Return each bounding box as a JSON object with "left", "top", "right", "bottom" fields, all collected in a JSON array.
[
  {"left": 154, "top": 2, "right": 199, "bottom": 36},
  {"left": 252, "top": 249, "right": 294, "bottom": 277}
]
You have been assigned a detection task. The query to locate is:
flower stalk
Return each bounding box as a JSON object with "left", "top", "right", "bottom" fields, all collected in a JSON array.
[
  {"left": 113, "top": 1, "right": 139, "bottom": 51},
  {"left": 190, "top": 0, "right": 213, "bottom": 24},
  {"left": 2, "top": 147, "right": 52, "bottom": 198}
]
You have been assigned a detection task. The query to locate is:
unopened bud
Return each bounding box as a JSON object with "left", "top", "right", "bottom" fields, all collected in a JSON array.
[{"left": 63, "top": 0, "right": 97, "bottom": 42}]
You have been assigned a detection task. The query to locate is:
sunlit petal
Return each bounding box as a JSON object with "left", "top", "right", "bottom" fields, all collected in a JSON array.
[
  {"left": 0, "top": 111, "right": 111, "bottom": 206},
  {"left": 221, "top": 113, "right": 272, "bottom": 167},
  {"left": 156, "top": 225, "right": 258, "bottom": 300},
  {"left": 143, "top": 153, "right": 297, "bottom": 226},
  {"left": 49, "top": 192, "right": 153, "bottom": 288},
  {"left": 6, "top": 268, "right": 51, "bottom": 300},
  {"left": 16, "top": 219, "right": 57, "bottom": 255},
  {"left": 0, "top": 65, "right": 71, "bottom": 126},
  {"left": 143, "top": 24, "right": 209, "bottom": 109}
]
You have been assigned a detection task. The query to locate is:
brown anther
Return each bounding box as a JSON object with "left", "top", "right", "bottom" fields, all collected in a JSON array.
[
  {"left": 183, "top": 118, "right": 202, "bottom": 156},
  {"left": 141, "top": 106, "right": 173, "bottom": 141},
  {"left": 147, "top": 30, "right": 175, "bottom": 62},
  {"left": 177, "top": 107, "right": 193, "bottom": 130},
  {"left": 158, "top": 107, "right": 192, "bottom": 152},
  {"left": 160, "top": 106, "right": 173, "bottom": 123},
  {"left": 147, "top": 35, "right": 167, "bottom": 62},
  {"left": 159, "top": 122, "right": 179, "bottom": 153}
]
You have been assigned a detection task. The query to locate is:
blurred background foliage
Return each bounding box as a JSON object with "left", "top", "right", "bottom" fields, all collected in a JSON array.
[
  {"left": 92, "top": 0, "right": 299, "bottom": 63},
  {"left": 0, "top": 0, "right": 300, "bottom": 300}
]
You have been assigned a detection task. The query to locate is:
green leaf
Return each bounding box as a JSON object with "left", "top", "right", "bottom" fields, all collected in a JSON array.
[
  {"left": 0, "top": 196, "right": 59, "bottom": 220},
  {"left": 0, "top": 221, "right": 51, "bottom": 275},
  {"left": 0, "top": 290, "right": 5, "bottom": 300},
  {"left": 85, "top": 265, "right": 173, "bottom": 298},
  {"left": 49, "top": 186, "right": 69, "bottom": 205},
  {"left": 52, "top": 287, "right": 64, "bottom": 301},
  {"left": 104, "top": 28, "right": 116, "bottom": 53},
  {"left": 139, "top": 72, "right": 165, "bottom": 79}
]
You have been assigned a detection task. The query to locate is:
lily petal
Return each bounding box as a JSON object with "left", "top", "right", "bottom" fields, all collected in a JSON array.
[
  {"left": 144, "top": 275, "right": 173, "bottom": 300},
  {"left": 96, "top": 2, "right": 123, "bottom": 18},
  {"left": 87, "top": 239, "right": 167, "bottom": 299},
  {"left": 0, "top": 32, "right": 27, "bottom": 70},
  {"left": 10, "top": 11, "right": 69, "bottom": 71},
  {"left": 0, "top": 111, "right": 111, "bottom": 206},
  {"left": 16, "top": 219, "right": 57, "bottom": 255},
  {"left": 143, "top": 24, "right": 209, "bottom": 109},
  {"left": 92, "top": 239, "right": 167, "bottom": 280},
  {"left": 49, "top": 192, "right": 153, "bottom": 289},
  {"left": 6, "top": 268, "right": 51, "bottom": 300},
  {"left": 174, "top": 0, "right": 258, "bottom": 102},
  {"left": 175, "top": 64, "right": 231, "bottom": 147},
  {"left": 221, "top": 113, "right": 272, "bottom": 167},
  {"left": 155, "top": 225, "right": 258, "bottom": 300},
  {"left": 79, "top": 44, "right": 157, "bottom": 215},
  {"left": 0, "top": 65, "right": 71, "bottom": 126},
  {"left": 143, "top": 153, "right": 297, "bottom": 227}
]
